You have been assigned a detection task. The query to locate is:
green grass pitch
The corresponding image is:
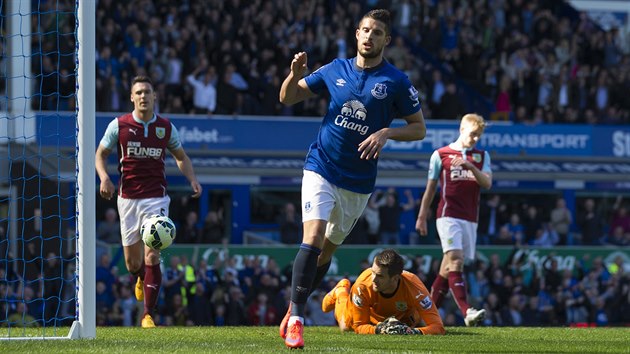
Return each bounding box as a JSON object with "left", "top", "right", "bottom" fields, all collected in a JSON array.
[{"left": 1, "top": 326, "right": 629, "bottom": 353}]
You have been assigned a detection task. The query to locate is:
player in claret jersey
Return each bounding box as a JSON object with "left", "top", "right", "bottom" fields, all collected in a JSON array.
[
  {"left": 322, "top": 249, "right": 445, "bottom": 336},
  {"left": 416, "top": 113, "right": 492, "bottom": 327},
  {"left": 278, "top": 8, "right": 427, "bottom": 349},
  {"left": 95, "top": 76, "right": 202, "bottom": 328}
]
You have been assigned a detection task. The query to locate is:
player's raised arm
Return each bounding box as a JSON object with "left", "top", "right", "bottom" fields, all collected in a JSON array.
[{"left": 279, "top": 52, "right": 316, "bottom": 106}]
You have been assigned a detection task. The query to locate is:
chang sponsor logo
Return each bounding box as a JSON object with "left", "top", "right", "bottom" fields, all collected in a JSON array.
[{"left": 335, "top": 100, "right": 370, "bottom": 135}]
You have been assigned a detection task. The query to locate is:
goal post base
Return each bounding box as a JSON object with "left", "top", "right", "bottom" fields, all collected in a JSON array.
[{"left": 67, "top": 321, "right": 81, "bottom": 339}]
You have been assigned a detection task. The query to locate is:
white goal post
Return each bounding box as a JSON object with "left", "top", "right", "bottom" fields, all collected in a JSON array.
[
  {"left": 0, "top": 0, "right": 95, "bottom": 340},
  {"left": 73, "top": 0, "right": 96, "bottom": 340}
]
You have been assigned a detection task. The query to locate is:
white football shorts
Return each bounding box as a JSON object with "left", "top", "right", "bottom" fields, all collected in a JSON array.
[
  {"left": 117, "top": 195, "right": 170, "bottom": 246},
  {"left": 301, "top": 170, "right": 371, "bottom": 245},
  {"left": 435, "top": 216, "right": 478, "bottom": 260}
]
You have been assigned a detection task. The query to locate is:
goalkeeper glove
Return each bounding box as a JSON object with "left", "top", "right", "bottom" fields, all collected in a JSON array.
[{"left": 375, "top": 317, "right": 418, "bottom": 335}]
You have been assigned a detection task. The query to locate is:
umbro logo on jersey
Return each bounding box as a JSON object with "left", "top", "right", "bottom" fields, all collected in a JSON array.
[
  {"left": 129, "top": 128, "right": 137, "bottom": 135},
  {"left": 336, "top": 79, "right": 346, "bottom": 86},
  {"left": 454, "top": 282, "right": 465, "bottom": 287}
]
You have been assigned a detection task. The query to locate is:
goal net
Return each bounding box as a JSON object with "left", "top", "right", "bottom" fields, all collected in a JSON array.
[{"left": 0, "top": 0, "right": 94, "bottom": 339}]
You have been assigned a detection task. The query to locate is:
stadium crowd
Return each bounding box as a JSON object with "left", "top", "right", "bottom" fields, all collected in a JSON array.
[
  {"left": 89, "top": 0, "right": 630, "bottom": 124},
  {"left": 97, "top": 192, "right": 630, "bottom": 248},
  {"left": 2, "top": 243, "right": 628, "bottom": 328}
]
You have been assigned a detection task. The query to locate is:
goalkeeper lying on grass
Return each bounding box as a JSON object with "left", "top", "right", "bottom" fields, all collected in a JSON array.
[{"left": 322, "top": 249, "right": 445, "bottom": 335}]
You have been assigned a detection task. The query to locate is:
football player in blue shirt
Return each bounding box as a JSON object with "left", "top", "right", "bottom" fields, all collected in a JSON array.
[{"left": 278, "top": 9, "right": 426, "bottom": 349}]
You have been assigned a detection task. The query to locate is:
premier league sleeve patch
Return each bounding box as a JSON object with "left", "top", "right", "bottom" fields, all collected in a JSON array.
[
  {"left": 352, "top": 285, "right": 367, "bottom": 307},
  {"left": 408, "top": 86, "right": 420, "bottom": 107},
  {"left": 420, "top": 296, "right": 433, "bottom": 310}
]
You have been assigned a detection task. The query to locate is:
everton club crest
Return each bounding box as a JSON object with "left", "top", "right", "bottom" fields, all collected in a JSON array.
[{"left": 371, "top": 83, "right": 387, "bottom": 99}]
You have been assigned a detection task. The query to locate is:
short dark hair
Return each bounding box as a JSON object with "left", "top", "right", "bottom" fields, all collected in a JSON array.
[
  {"left": 361, "top": 9, "right": 391, "bottom": 35},
  {"left": 374, "top": 248, "right": 404, "bottom": 277},
  {"left": 131, "top": 75, "right": 153, "bottom": 89}
]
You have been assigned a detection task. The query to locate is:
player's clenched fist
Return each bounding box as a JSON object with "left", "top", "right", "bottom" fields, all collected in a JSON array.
[{"left": 290, "top": 52, "right": 308, "bottom": 77}]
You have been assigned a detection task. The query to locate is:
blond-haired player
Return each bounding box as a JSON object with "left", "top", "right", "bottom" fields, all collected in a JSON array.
[
  {"left": 416, "top": 113, "right": 491, "bottom": 326},
  {"left": 322, "top": 249, "right": 445, "bottom": 335}
]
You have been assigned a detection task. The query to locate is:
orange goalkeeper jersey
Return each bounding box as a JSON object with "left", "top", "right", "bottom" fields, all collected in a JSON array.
[{"left": 342, "top": 269, "right": 445, "bottom": 335}]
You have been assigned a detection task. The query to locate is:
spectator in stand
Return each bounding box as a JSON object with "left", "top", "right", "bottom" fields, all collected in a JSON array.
[
  {"left": 215, "top": 65, "right": 241, "bottom": 115},
  {"left": 186, "top": 62, "right": 217, "bottom": 115},
  {"left": 202, "top": 210, "right": 226, "bottom": 244},
  {"left": 247, "top": 292, "right": 278, "bottom": 326},
  {"left": 377, "top": 189, "right": 416, "bottom": 245},
  {"left": 530, "top": 223, "right": 560, "bottom": 248},
  {"left": 162, "top": 255, "right": 185, "bottom": 314},
  {"left": 436, "top": 81, "right": 466, "bottom": 120},
  {"left": 501, "top": 294, "right": 524, "bottom": 326},
  {"left": 603, "top": 226, "right": 628, "bottom": 246},
  {"left": 521, "top": 205, "right": 544, "bottom": 245},
  {"left": 494, "top": 75, "right": 512, "bottom": 121},
  {"left": 277, "top": 202, "right": 302, "bottom": 245},
  {"left": 609, "top": 196, "right": 630, "bottom": 237},
  {"left": 225, "top": 285, "right": 247, "bottom": 326},
  {"left": 178, "top": 211, "right": 202, "bottom": 244},
  {"left": 578, "top": 198, "right": 604, "bottom": 245},
  {"left": 96, "top": 253, "right": 117, "bottom": 294},
  {"left": 96, "top": 207, "right": 121, "bottom": 244},
  {"left": 503, "top": 213, "right": 525, "bottom": 246},
  {"left": 493, "top": 225, "right": 515, "bottom": 246},
  {"left": 550, "top": 197, "right": 573, "bottom": 245},
  {"left": 478, "top": 194, "right": 508, "bottom": 245},
  {"left": 427, "top": 69, "right": 446, "bottom": 115}
]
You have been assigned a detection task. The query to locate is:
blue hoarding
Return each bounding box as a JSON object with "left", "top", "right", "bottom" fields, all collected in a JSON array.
[{"left": 37, "top": 113, "right": 630, "bottom": 158}]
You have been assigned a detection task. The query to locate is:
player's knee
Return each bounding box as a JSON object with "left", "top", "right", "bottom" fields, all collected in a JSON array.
[
  {"left": 126, "top": 259, "right": 143, "bottom": 274},
  {"left": 302, "top": 233, "right": 325, "bottom": 248},
  {"left": 145, "top": 251, "right": 160, "bottom": 265},
  {"left": 449, "top": 258, "right": 464, "bottom": 271}
]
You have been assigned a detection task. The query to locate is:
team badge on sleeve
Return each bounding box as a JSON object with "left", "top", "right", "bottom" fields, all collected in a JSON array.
[
  {"left": 420, "top": 296, "right": 433, "bottom": 309},
  {"left": 155, "top": 127, "right": 165, "bottom": 139},
  {"left": 408, "top": 86, "right": 420, "bottom": 106},
  {"left": 352, "top": 286, "right": 366, "bottom": 307}
]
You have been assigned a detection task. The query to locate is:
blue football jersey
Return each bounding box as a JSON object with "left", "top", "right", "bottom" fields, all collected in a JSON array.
[{"left": 303, "top": 57, "right": 421, "bottom": 193}]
